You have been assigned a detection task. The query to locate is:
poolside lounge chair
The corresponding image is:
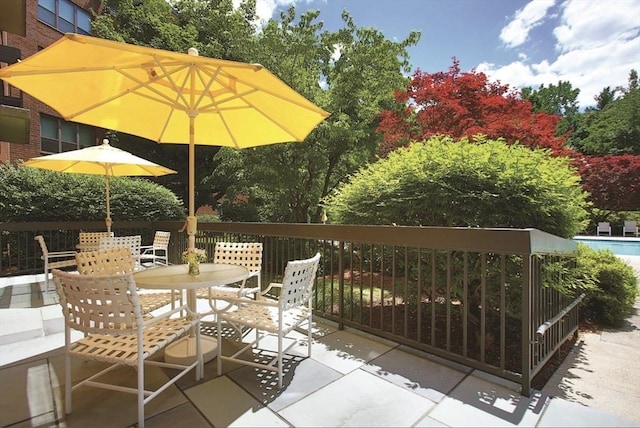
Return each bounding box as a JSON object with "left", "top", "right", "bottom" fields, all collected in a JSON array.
[
  {"left": 597, "top": 222, "right": 611, "bottom": 236},
  {"left": 623, "top": 220, "right": 638, "bottom": 237}
]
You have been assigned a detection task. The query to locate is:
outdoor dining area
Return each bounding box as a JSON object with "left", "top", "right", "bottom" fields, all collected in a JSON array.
[
  {"left": 3, "top": 32, "right": 636, "bottom": 427},
  {"left": 9, "top": 235, "right": 323, "bottom": 427},
  {"left": 2, "top": 233, "right": 636, "bottom": 428}
]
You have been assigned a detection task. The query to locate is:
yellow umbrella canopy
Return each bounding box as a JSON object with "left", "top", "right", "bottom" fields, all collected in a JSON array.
[
  {"left": 23, "top": 139, "right": 177, "bottom": 232},
  {"left": 0, "top": 33, "right": 329, "bottom": 250}
]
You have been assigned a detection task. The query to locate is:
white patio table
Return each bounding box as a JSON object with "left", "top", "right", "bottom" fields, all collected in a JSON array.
[{"left": 133, "top": 263, "right": 249, "bottom": 367}]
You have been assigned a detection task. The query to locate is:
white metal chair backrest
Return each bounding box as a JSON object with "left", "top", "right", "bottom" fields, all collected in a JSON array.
[
  {"left": 624, "top": 220, "right": 638, "bottom": 236},
  {"left": 278, "top": 252, "right": 321, "bottom": 311},
  {"left": 213, "top": 242, "right": 263, "bottom": 282},
  {"left": 76, "top": 247, "right": 134, "bottom": 275},
  {"left": 152, "top": 231, "right": 171, "bottom": 248},
  {"left": 79, "top": 231, "right": 114, "bottom": 245},
  {"left": 99, "top": 235, "right": 142, "bottom": 267},
  {"left": 53, "top": 269, "right": 142, "bottom": 335}
]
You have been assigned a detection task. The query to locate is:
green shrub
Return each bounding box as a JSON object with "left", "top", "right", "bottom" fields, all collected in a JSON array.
[
  {"left": 572, "top": 243, "right": 639, "bottom": 326},
  {"left": 325, "top": 136, "right": 589, "bottom": 238},
  {"left": 0, "top": 162, "right": 185, "bottom": 222}
]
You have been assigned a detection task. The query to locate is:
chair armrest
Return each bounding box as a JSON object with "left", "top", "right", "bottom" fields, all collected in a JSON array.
[
  {"left": 47, "top": 251, "right": 77, "bottom": 258},
  {"left": 143, "top": 303, "right": 196, "bottom": 327},
  {"left": 222, "top": 295, "right": 279, "bottom": 308},
  {"left": 257, "top": 282, "right": 282, "bottom": 297}
]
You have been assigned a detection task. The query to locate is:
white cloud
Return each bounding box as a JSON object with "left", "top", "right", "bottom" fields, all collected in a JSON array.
[
  {"left": 500, "top": 0, "right": 556, "bottom": 48},
  {"left": 233, "top": 0, "right": 318, "bottom": 23},
  {"left": 485, "top": 0, "right": 640, "bottom": 108}
]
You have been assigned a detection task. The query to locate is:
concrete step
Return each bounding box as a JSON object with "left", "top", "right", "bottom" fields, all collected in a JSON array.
[
  {"left": 0, "top": 306, "right": 64, "bottom": 346},
  {"left": 0, "top": 308, "right": 46, "bottom": 345}
]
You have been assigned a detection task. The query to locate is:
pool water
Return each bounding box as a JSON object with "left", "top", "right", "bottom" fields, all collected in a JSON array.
[{"left": 573, "top": 236, "right": 640, "bottom": 256}]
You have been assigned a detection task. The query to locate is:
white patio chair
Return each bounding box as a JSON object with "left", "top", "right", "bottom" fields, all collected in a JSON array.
[
  {"left": 216, "top": 252, "right": 321, "bottom": 389},
  {"left": 140, "top": 231, "right": 171, "bottom": 267},
  {"left": 34, "top": 235, "right": 76, "bottom": 291},
  {"left": 52, "top": 269, "right": 202, "bottom": 428},
  {"left": 196, "top": 242, "right": 263, "bottom": 305},
  {"left": 597, "top": 222, "right": 611, "bottom": 236},
  {"left": 77, "top": 231, "right": 113, "bottom": 251},
  {"left": 623, "top": 220, "right": 638, "bottom": 237},
  {"left": 99, "top": 235, "right": 142, "bottom": 269},
  {"left": 76, "top": 247, "right": 181, "bottom": 315}
]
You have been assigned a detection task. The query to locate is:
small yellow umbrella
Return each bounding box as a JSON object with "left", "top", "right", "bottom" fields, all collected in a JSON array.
[
  {"left": 0, "top": 33, "right": 330, "bottom": 250},
  {"left": 23, "top": 139, "right": 177, "bottom": 232}
]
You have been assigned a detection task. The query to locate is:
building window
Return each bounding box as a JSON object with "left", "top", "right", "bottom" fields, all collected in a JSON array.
[
  {"left": 37, "top": 0, "right": 92, "bottom": 35},
  {"left": 40, "top": 114, "right": 95, "bottom": 153}
]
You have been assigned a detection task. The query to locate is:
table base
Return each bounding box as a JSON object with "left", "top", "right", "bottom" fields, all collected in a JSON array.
[{"left": 164, "top": 335, "right": 217, "bottom": 365}]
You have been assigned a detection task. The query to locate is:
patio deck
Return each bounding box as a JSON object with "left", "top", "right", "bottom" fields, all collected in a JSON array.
[{"left": 1, "top": 272, "right": 639, "bottom": 428}]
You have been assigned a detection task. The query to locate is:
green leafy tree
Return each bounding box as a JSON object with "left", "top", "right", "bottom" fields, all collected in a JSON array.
[
  {"left": 521, "top": 80, "right": 580, "bottom": 136},
  {"left": 212, "top": 8, "right": 420, "bottom": 222},
  {"left": 0, "top": 162, "right": 185, "bottom": 222},
  {"left": 568, "top": 70, "right": 640, "bottom": 155},
  {"left": 325, "top": 136, "right": 589, "bottom": 238},
  {"left": 592, "top": 86, "right": 617, "bottom": 111}
]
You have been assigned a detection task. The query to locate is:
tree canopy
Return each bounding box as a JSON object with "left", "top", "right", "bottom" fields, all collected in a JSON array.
[{"left": 377, "top": 59, "right": 569, "bottom": 157}]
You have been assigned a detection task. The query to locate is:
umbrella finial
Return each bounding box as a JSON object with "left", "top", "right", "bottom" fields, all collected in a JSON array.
[
  {"left": 188, "top": 47, "right": 199, "bottom": 56},
  {"left": 102, "top": 138, "right": 110, "bottom": 145}
]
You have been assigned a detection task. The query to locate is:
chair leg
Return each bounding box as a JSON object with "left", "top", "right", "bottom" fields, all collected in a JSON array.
[
  {"left": 217, "top": 318, "right": 223, "bottom": 376},
  {"left": 44, "top": 261, "right": 50, "bottom": 291},
  {"left": 65, "top": 351, "right": 72, "bottom": 414},
  {"left": 278, "top": 332, "right": 283, "bottom": 389},
  {"left": 138, "top": 356, "right": 145, "bottom": 428},
  {"left": 307, "top": 316, "right": 312, "bottom": 357}
]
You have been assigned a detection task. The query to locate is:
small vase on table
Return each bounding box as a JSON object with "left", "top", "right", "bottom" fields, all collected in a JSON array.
[{"left": 188, "top": 259, "right": 200, "bottom": 276}]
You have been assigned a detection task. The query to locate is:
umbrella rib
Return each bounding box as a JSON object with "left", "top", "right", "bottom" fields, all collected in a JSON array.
[{"left": 212, "top": 67, "right": 328, "bottom": 115}]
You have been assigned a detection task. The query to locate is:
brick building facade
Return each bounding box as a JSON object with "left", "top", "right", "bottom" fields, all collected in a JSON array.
[{"left": 0, "top": 0, "right": 104, "bottom": 163}]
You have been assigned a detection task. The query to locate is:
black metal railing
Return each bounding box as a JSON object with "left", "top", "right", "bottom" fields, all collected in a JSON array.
[{"left": 0, "top": 221, "right": 579, "bottom": 396}]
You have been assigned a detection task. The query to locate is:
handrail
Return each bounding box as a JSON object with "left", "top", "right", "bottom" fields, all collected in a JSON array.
[{"left": 536, "top": 293, "right": 585, "bottom": 340}]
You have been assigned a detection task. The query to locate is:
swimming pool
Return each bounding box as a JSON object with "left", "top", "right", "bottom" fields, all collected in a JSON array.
[{"left": 573, "top": 236, "right": 640, "bottom": 256}]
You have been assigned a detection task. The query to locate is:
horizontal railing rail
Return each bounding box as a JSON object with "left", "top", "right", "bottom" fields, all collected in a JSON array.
[{"left": 0, "top": 221, "right": 580, "bottom": 396}]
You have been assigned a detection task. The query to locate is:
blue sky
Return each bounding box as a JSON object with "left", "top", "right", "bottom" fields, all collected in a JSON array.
[{"left": 240, "top": 0, "right": 640, "bottom": 109}]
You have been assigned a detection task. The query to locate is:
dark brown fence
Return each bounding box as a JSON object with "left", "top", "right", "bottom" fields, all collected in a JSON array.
[{"left": 0, "top": 221, "right": 580, "bottom": 396}]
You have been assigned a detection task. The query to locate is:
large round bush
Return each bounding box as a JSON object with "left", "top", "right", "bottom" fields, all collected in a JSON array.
[
  {"left": 573, "top": 243, "right": 639, "bottom": 326},
  {"left": 326, "top": 136, "right": 589, "bottom": 237},
  {"left": 0, "top": 162, "right": 185, "bottom": 221}
]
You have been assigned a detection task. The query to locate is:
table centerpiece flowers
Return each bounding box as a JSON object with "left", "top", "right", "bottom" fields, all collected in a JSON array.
[{"left": 182, "top": 248, "right": 207, "bottom": 276}]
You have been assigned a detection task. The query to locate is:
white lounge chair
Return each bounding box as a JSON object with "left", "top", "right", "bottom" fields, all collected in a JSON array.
[
  {"left": 623, "top": 220, "right": 638, "bottom": 237},
  {"left": 597, "top": 222, "right": 611, "bottom": 236}
]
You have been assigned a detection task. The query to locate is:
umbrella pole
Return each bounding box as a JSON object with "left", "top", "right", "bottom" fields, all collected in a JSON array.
[
  {"left": 186, "top": 116, "right": 197, "bottom": 251},
  {"left": 105, "top": 173, "right": 112, "bottom": 233}
]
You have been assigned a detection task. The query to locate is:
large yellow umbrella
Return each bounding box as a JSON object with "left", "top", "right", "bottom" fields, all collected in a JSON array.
[
  {"left": 23, "top": 139, "right": 177, "bottom": 232},
  {"left": 0, "top": 33, "right": 330, "bottom": 250}
]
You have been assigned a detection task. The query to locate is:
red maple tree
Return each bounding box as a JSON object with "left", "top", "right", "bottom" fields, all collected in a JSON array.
[
  {"left": 377, "top": 58, "right": 570, "bottom": 156},
  {"left": 574, "top": 154, "right": 640, "bottom": 211}
]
